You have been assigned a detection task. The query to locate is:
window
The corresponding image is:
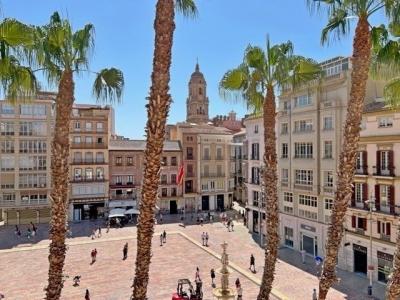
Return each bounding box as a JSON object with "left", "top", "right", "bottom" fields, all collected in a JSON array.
[
  {"left": 116, "top": 157, "right": 122, "bottom": 166},
  {"left": 216, "top": 147, "right": 223, "bottom": 159},
  {"left": 199, "top": 87, "right": 202, "bottom": 95},
  {"left": 203, "top": 148, "right": 210, "bottom": 159},
  {"left": 294, "top": 143, "right": 313, "bottom": 158},
  {"left": 323, "top": 116, "right": 333, "bottom": 130},
  {"left": 356, "top": 151, "right": 364, "bottom": 171},
  {"left": 85, "top": 136, "right": 93, "bottom": 144},
  {"left": 171, "top": 174, "right": 177, "bottom": 184},
  {"left": 203, "top": 165, "right": 209, "bottom": 176},
  {"left": 162, "top": 156, "right": 168, "bottom": 166},
  {"left": 294, "top": 94, "right": 311, "bottom": 107},
  {"left": 0, "top": 156, "right": 14, "bottom": 171},
  {"left": 295, "top": 170, "right": 313, "bottom": 186},
  {"left": 19, "top": 140, "right": 46, "bottom": 153},
  {"left": 85, "top": 122, "right": 92, "bottom": 131},
  {"left": 325, "top": 198, "right": 333, "bottom": 210},
  {"left": 96, "top": 122, "right": 103, "bottom": 132},
  {"left": 299, "top": 195, "right": 318, "bottom": 207},
  {"left": 281, "top": 169, "right": 289, "bottom": 184},
  {"left": 171, "top": 157, "right": 177, "bottom": 166},
  {"left": 381, "top": 151, "right": 390, "bottom": 171},
  {"left": 283, "top": 192, "right": 293, "bottom": 203},
  {"left": 299, "top": 209, "right": 318, "bottom": 220},
  {"left": 284, "top": 227, "right": 294, "bottom": 247},
  {"left": 355, "top": 183, "right": 363, "bottom": 203},
  {"left": 127, "top": 175, "right": 134, "bottom": 184},
  {"left": 19, "top": 174, "right": 46, "bottom": 188},
  {"left": 96, "top": 168, "right": 104, "bottom": 180},
  {"left": 378, "top": 221, "right": 391, "bottom": 236},
  {"left": 161, "top": 188, "right": 168, "bottom": 197},
  {"left": 284, "top": 206, "right": 294, "bottom": 214},
  {"left": 251, "top": 167, "right": 260, "bottom": 184},
  {"left": 187, "top": 164, "right": 193, "bottom": 176},
  {"left": 0, "top": 103, "right": 15, "bottom": 114},
  {"left": 1, "top": 140, "right": 14, "bottom": 153},
  {"left": 116, "top": 176, "right": 123, "bottom": 184},
  {"left": 186, "top": 136, "right": 193, "bottom": 142},
  {"left": 74, "top": 122, "right": 81, "bottom": 130},
  {"left": 324, "top": 171, "right": 334, "bottom": 187},
  {"left": 20, "top": 104, "right": 46, "bottom": 116},
  {"left": 97, "top": 137, "right": 103, "bottom": 144},
  {"left": 294, "top": 120, "right": 313, "bottom": 133},
  {"left": 253, "top": 191, "right": 259, "bottom": 207},
  {"left": 127, "top": 157, "right": 133, "bottom": 165},
  {"left": 254, "top": 125, "right": 259, "bottom": 133},
  {"left": 324, "top": 141, "right": 333, "bottom": 158},
  {"left": 85, "top": 168, "right": 93, "bottom": 180},
  {"left": 379, "top": 117, "right": 393, "bottom": 128},
  {"left": 210, "top": 181, "right": 215, "bottom": 190},
  {"left": 0, "top": 122, "right": 14, "bottom": 135},
  {"left": 282, "top": 143, "right": 288, "bottom": 158},
  {"left": 217, "top": 165, "right": 223, "bottom": 176},
  {"left": 73, "top": 136, "right": 81, "bottom": 144},
  {"left": 74, "top": 168, "right": 82, "bottom": 180},
  {"left": 171, "top": 187, "right": 177, "bottom": 196},
  {"left": 95, "top": 152, "right": 103, "bottom": 163},
  {"left": 380, "top": 185, "right": 390, "bottom": 207},
  {"left": 161, "top": 174, "right": 167, "bottom": 184},
  {"left": 251, "top": 143, "right": 259, "bottom": 160},
  {"left": 186, "top": 147, "right": 194, "bottom": 160},
  {"left": 281, "top": 123, "right": 288, "bottom": 135},
  {"left": 283, "top": 100, "right": 290, "bottom": 111}
]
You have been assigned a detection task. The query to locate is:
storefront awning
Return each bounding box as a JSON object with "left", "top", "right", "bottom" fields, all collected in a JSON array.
[{"left": 108, "top": 208, "right": 126, "bottom": 218}]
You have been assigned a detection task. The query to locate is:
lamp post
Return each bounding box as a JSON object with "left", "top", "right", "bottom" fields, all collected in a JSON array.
[{"left": 365, "top": 198, "right": 376, "bottom": 296}]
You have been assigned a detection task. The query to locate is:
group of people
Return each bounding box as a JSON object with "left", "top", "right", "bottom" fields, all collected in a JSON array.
[
  {"left": 201, "top": 232, "right": 209, "bottom": 247},
  {"left": 160, "top": 230, "right": 167, "bottom": 246},
  {"left": 14, "top": 222, "right": 37, "bottom": 239}
]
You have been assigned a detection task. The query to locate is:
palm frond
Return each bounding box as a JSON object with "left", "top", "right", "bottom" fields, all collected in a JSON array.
[
  {"left": 175, "top": 0, "right": 198, "bottom": 18},
  {"left": 72, "top": 24, "right": 94, "bottom": 71},
  {"left": 321, "top": 7, "right": 350, "bottom": 44},
  {"left": 0, "top": 18, "right": 36, "bottom": 48},
  {"left": 219, "top": 64, "right": 250, "bottom": 103},
  {"left": 93, "top": 68, "right": 124, "bottom": 104},
  {"left": 384, "top": 77, "right": 400, "bottom": 107}
]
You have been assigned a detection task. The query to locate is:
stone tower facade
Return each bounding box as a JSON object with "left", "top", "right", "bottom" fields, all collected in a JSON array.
[{"left": 186, "top": 62, "right": 209, "bottom": 124}]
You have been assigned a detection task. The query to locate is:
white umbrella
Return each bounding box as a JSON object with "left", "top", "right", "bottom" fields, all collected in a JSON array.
[
  {"left": 124, "top": 208, "right": 140, "bottom": 215},
  {"left": 108, "top": 208, "right": 126, "bottom": 218}
]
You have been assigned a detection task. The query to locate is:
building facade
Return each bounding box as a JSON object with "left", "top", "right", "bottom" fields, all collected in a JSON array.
[
  {"left": 0, "top": 92, "right": 55, "bottom": 224},
  {"left": 338, "top": 101, "right": 399, "bottom": 283},
  {"left": 68, "top": 104, "right": 113, "bottom": 221},
  {"left": 186, "top": 63, "right": 209, "bottom": 124},
  {"left": 232, "top": 129, "right": 247, "bottom": 205},
  {"left": 108, "top": 139, "right": 183, "bottom": 213}
]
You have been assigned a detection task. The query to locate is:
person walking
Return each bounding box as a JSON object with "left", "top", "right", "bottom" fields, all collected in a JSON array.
[
  {"left": 90, "top": 249, "right": 96, "bottom": 264},
  {"left": 301, "top": 249, "right": 306, "bottom": 264},
  {"left": 227, "top": 219, "right": 231, "bottom": 232},
  {"left": 17, "top": 228, "right": 21, "bottom": 238},
  {"left": 235, "top": 278, "right": 241, "bottom": 289},
  {"left": 250, "top": 254, "right": 255, "bottom": 272},
  {"left": 163, "top": 230, "right": 167, "bottom": 243},
  {"left": 210, "top": 268, "right": 216, "bottom": 286},
  {"left": 201, "top": 232, "right": 205, "bottom": 246},
  {"left": 159, "top": 213, "right": 163, "bottom": 224},
  {"left": 14, "top": 225, "right": 19, "bottom": 235},
  {"left": 91, "top": 229, "right": 96, "bottom": 240},
  {"left": 312, "top": 288, "right": 317, "bottom": 300},
  {"left": 27, "top": 228, "right": 32, "bottom": 239},
  {"left": 160, "top": 233, "right": 163, "bottom": 246},
  {"left": 85, "top": 289, "right": 90, "bottom": 300},
  {"left": 106, "top": 221, "right": 110, "bottom": 233},
  {"left": 195, "top": 267, "right": 201, "bottom": 281},
  {"left": 237, "top": 284, "right": 243, "bottom": 300},
  {"left": 123, "top": 242, "right": 128, "bottom": 260},
  {"left": 231, "top": 221, "right": 234, "bottom": 232},
  {"left": 205, "top": 232, "right": 209, "bottom": 247},
  {"left": 97, "top": 226, "right": 102, "bottom": 238},
  {"left": 31, "top": 222, "right": 37, "bottom": 235},
  {"left": 210, "top": 214, "right": 213, "bottom": 224}
]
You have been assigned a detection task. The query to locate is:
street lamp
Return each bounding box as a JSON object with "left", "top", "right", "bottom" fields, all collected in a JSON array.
[{"left": 365, "top": 198, "right": 376, "bottom": 296}]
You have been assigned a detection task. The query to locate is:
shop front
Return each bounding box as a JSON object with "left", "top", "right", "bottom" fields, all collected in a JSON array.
[{"left": 378, "top": 251, "right": 393, "bottom": 283}]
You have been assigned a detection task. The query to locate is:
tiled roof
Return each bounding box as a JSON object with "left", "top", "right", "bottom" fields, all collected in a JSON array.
[
  {"left": 109, "top": 139, "right": 182, "bottom": 151},
  {"left": 176, "top": 122, "right": 233, "bottom": 135}
]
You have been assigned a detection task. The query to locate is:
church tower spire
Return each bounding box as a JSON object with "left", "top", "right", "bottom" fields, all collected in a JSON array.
[{"left": 186, "top": 61, "right": 209, "bottom": 124}]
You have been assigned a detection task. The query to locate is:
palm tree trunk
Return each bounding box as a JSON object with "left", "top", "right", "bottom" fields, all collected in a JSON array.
[
  {"left": 318, "top": 17, "right": 371, "bottom": 300},
  {"left": 131, "top": 1, "right": 175, "bottom": 299},
  {"left": 257, "top": 84, "right": 279, "bottom": 300},
  {"left": 387, "top": 224, "right": 400, "bottom": 299},
  {"left": 45, "top": 69, "right": 74, "bottom": 300}
]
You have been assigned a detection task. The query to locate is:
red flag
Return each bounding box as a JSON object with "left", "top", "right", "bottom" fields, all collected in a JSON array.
[{"left": 177, "top": 164, "right": 184, "bottom": 185}]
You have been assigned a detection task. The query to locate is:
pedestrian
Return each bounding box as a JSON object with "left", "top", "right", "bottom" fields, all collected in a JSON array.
[
  {"left": 301, "top": 249, "right": 306, "bottom": 264},
  {"left": 200, "top": 215, "right": 204, "bottom": 226},
  {"left": 195, "top": 267, "right": 201, "bottom": 281},
  {"left": 231, "top": 221, "right": 234, "bottom": 231},
  {"left": 159, "top": 213, "right": 163, "bottom": 224},
  {"left": 210, "top": 268, "right": 216, "bottom": 286},
  {"left": 123, "top": 242, "right": 128, "bottom": 260},
  {"left": 227, "top": 220, "right": 231, "bottom": 232},
  {"left": 91, "top": 249, "right": 96, "bottom": 264},
  {"left": 91, "top": 229, "right": 96, "bottom": 240},
  {"left": 205, "top": 232, "right": 209, "bottom": 247},
  {"left": 237, "top": 284, "right": 243, "bottom": 300},
  {"left": 17, "top": 228, "right": 21, "bottom": 238},
  {"left": 106, "top": 221, "right": 110, "bottom": 233},
  {"left": 250, "top": 254, "right": 255, "bottom": 272},
  {"left": 14, "top": 225, "right": 19, "bottom": 235},
  {"left": 31, "top": 222, "right": 37, "bottom": 234},
  {"left": 235, "top": 278, "right": 241, "bottom": 289},
  {"left": 210, "top": 215, "right": 213, "bottom": 224},
  {"left": 97, "top": 226, "right": 102, "bottom": 238},
  {"left": 201, "top": 232, "right": 205, "bottom": 246},
  {"left": 27, "top": 228, "right": 32, "bottom": 239},
  {"left": 312, "top": 288, "right": 317, "bottom": 300},
  {"left": 85, "top": 288, "right": 90, "bottom": 300},
  {"left": 163, "top": 230, "right": 167, "bottom": 243},
  {"left": 160, "top": 233, "right": 163, "bottom": 246}
]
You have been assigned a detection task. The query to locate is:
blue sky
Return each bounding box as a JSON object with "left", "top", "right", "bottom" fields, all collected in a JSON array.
[{"left": 2, "top": 1, "right": 386, "bottom": 139}]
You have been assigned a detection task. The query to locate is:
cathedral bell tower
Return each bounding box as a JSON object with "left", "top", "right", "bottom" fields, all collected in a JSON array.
[{"left": 186, "top": 62, "right": 209, "bottom": 124}]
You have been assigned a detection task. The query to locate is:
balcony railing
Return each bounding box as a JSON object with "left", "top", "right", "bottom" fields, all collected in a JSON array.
[
  {"left": 355, "top": 228, "right": 365, "bottom": 235},
  {"left": 71, "top": 176, "right": 106, "bottom": 183},
  {"left": 0, "top": 199, "right": 16, "bottom": 207},
  {"left": 71, "top": 142, "right": 107, "bottom": 149},
  {"left": 355, "top": 167, "right": 368, "bottom": 175},
  {"left": 71, "top": 159, "right": 106, "bottom": 165},
  {"left": 380, "top": 233, "right": 391, "bottom": 241},
  {"left": 201, "top": 173, "right": 225, "bottom": 178},
  {"left": 374, "top": 166, "right": 395, "bottom": 177}
]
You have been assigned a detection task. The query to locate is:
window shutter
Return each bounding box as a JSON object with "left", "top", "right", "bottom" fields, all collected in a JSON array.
[
  {"left": 377, "top": 220, "right": 381, "bottom": 234},
  {"left": 387, "top": 223, "right": 391, "bottom": 236},
  {"left": 375, "top": 185, "right": 380, "bottom": 211},
  {"left": 363, "top": 218, "right": 367, "bottom": 231},
  {"left": 389, "top": 150, "right": 394, "bottom": 176},
  {"left": 363, "top": 183, "right": 368, "bottom": 209},
  {"left": 351, "top": 216, "right": 356, "bottom": 228},
  {"left": 390, "top": 185, "right": 395, "bottom": 214},
  {"left": 376, "top": 151, "right": 381, "bottom": 175},
  {"left": 362, "top": 151, "right": 368, "bottom": 174},
  {"left": 351, "top": 183, "right": 355, "bottom": 207}
]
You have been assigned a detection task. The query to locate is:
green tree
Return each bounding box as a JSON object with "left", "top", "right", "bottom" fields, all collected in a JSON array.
[
  {"left": 219, "top": 38, "right": 321, "bottom": 300},
  {"left": 0, "top": 18, "right": 38, "bottom": 99},
  {"left": 131, "top": 1, "right": 196, "bottom": 299},
  {"left": 35, "top": 12, "right": 124, "bottom": 300},
  {"left": 307, "top": 1, "right": 400, "bottom": 299}
]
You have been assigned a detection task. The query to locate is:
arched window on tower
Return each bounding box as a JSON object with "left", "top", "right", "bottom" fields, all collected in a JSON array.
[{"left": 199, "top": 87, "right": 202, "bottom": 95}]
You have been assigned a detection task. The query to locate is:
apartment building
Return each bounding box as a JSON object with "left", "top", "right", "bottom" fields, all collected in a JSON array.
[
  {"left": 277, "top": 56, "right": 384, "bottom": 258},
  {"left": 338, "top": 101, "right": 399, "bottom": 283},
  {"left": 68, "top": 104, "right": 113, "bottom": 221},
  {"left": 232, "top": 129, "right": 247, "bottom": 205},
  {"left": 108, "top": 139, "right": 183, "bottom": 213},
  {"left": 0, "top": 92, "right": 55, "bottom": 225},
  {"left": 243, "top": 116, "right": 265, "bottom": 236}
]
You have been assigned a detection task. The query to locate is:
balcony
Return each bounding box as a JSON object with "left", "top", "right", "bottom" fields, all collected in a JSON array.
[
  {"left": 294, "top": 184, "right": 313, "bottom": 191},
  {"left": 323, "top": 186, "right": 334, "bottom": 194},
  {"left": 71, "top": 159, "right": 107, "bottom": 165},
  {"left": 20, "top": 197, "right": 48, "bottom": 206},
  {"left": 215, "top": 156, "right": 224, "bottom": 161},
  {"left": 186, "top": 172, "right": 195, "bottom": 178},
  {"left": 71, "top": 142, "right": 107, "bottom": 149},
  {"left": 203, "top": 156, "right": 211, "bottom": 160},
  {"left": 251, "top": 155, "right": 260, "bottom": 160},
  {"left": 380, "top": 233, "right": 391, "bottom": 242},
  {"left": 71, "top": 176, "right": 107, "bottom": 183},
  {"left": 294, "top": 155, "right": 313, "bottom": 159},
  {"left": 374, "top": 166, "right": 395, "bottom": 177},
  {"left": 355, "top": 228, "right": 365, "bottom": 235},
  {"left": 0, "top": 199, "right": 16, "bottom": 207},
  {"left": 186, "top": 155, "right": 194, "bottom": 160},
  {"left": 201, "top": 173, "right": 225, "bottom": 178},
  {"left": 355, "top": 167, "right": 368, "bottom": 175},
  {"left": 110, "top": 182, "right": 136, "bottom": 189}
]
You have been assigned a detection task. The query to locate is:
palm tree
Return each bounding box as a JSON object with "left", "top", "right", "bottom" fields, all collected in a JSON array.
[
  {"left": 131, "top": 1, "right": 196, "bottom": 299},
  {"left": 0, "top": 18, "right": 38, "bottom": 99},
  {"left": 219, "top": 38, "right": 321, "bottom": 300},
  {"left": 34, "top": 13, "right": 124, "bottom": 300},
  {"left": 307, "top": 1, "right": 400, "bottom": 299}
]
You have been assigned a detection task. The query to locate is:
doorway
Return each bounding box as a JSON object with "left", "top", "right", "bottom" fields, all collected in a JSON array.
[
  {"left": 202, "top": 196, "right": 209, "bottom": 211},
  {"left": 170, "top": 200, "right": 178, "bottom": 214},
  {"left": 217, "top": 194, "right": 224, "bottom": 211},
  {"left": 353, "top": 244, "right": 367, "bottom": 274},
  {"left": 302, "top": 234, "right": 315, "bottom": 256}
]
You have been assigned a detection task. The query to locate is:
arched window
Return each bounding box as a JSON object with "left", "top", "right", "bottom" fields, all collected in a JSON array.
[{"left": 199, "top": 87, "right": 202, "bottom": 95}]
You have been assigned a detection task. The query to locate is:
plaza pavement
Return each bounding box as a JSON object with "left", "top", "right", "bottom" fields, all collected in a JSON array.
[{"left": 0, "top": 217, "right": 386, "bottom": 300}]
